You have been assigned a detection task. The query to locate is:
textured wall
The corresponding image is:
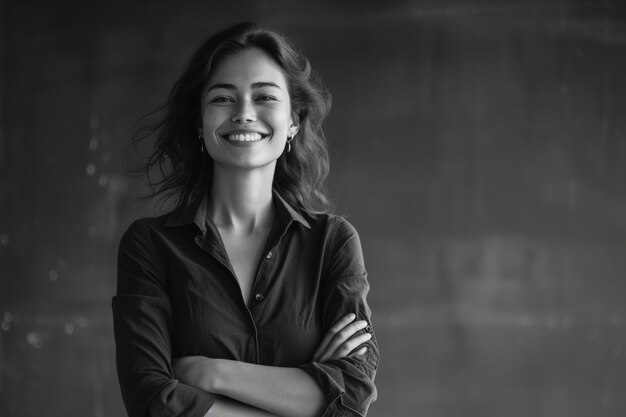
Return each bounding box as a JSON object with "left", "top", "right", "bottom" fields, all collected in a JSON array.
[{"left": 1, "top": 1, "right": 625, "bottom": 416}]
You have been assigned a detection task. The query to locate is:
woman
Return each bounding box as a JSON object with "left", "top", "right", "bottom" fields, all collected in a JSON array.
[{"left": 113, "top": 22, "right": 378, "bottom": 417}]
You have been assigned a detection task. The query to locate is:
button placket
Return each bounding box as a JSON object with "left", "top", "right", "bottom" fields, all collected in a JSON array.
[{"left": 253, "top": 246, "right": 276, "bottom": 304}]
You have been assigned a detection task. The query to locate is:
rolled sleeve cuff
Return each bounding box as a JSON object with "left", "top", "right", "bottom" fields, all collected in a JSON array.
[
  {"left": 149, "top": 380, "right": 216, "bottom": 417},
  {"left": 299, "top": 360, "right": 376, "bottom": 417}
]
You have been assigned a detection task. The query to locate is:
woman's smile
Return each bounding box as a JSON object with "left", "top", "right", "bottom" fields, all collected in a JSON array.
[
  {"left": 225, "top": 132, "right": 265, "bottom": 142},
  {"left": 220, "top": 129, "right": 271, "bottom": 145}
]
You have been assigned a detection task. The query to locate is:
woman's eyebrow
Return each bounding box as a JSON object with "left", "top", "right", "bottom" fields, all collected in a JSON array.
[
  {"left": 207, "top": 81, "right": 282, "bottom": 92},
  {"left": 251, "top": 81, "right": 281, "bottom": 89},
  {"left": 207, "top": 83, "right": 235, "bottom": 92}
]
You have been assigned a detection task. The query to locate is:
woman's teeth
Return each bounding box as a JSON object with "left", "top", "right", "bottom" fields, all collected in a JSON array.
[{"left": 226, "top": 133, "right": 264, "bottom": 142}]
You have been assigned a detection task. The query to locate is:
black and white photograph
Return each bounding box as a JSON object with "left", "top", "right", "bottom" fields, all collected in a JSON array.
[{"left": 1, "top": 1, "right": 625, "bottom": 416}]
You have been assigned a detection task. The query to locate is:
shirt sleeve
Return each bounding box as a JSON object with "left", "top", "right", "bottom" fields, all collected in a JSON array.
[
  {"left": 299, "top": 217, "right": 379, "bottom": 417},
  {"left": 112, "top": 220, "right": 216, "bottom": 417}
]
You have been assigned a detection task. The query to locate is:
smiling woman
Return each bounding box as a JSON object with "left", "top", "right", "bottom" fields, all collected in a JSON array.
[
  {"left": 201, "top": 48, "right": 297, "bottom": 171},
  {"left": 112, "top": 22, "right": 378, "bottom": 417}
]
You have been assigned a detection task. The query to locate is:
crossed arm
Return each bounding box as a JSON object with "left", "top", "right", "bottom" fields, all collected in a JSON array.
[{"left": 173, "top": 314, "right": 373, "bottom": 417}]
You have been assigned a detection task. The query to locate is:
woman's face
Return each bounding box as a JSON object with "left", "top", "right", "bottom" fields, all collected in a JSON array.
[{"left": 200, "top": 47, "right": 298, "bottom": 171}]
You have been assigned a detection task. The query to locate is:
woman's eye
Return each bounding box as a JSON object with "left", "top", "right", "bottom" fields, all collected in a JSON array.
[
  {"left": 257, "top": 95, "right": 277, "bottom": 102},
  {"left": 211, "top": 96, "right": 233, "bottom": 103}
]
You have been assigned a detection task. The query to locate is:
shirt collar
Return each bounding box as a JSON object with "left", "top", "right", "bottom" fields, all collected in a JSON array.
[
  {"left": 164, "top": 194, "right": 209, "bottom": 233},
  {"left": 164, "top": 189, "right": 311, "bottom": 232},
  {"left": 273, "top": 191, "right": 311, "bottom": 229}
]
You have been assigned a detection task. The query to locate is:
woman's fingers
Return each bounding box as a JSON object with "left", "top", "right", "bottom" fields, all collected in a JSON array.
[
  {"left": 312, "top": 313, "right": 356, "bottom": 361},
  {"left": 320, "top": 320, "right": 369, "bottom": 362},
  {"left": 354, "top": 346, "right": 367, "bottom": 356},
  {"left": 330, "top": 331, "right": 372, "bottom": 359},
  {"left": 313, "top": 314, "right": 374, "bottom": 362}
]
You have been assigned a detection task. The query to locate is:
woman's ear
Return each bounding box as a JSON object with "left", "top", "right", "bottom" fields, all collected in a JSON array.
[{"left": 289, "top": 112, "right": 300, "bottom": 137}]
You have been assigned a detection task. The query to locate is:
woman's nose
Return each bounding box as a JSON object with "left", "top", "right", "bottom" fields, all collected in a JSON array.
[{"left": 232, "top": 99, "right": 256, "bottom": 123}]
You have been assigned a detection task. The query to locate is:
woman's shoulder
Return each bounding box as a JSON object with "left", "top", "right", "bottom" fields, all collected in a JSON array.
[
  {"left": 303, "top": 211, "right": 366, "bottom": 273},
  {"left": 123, "top": 213, "right": 171, "bottom": 234},
  {"left": 302, "top": 211, "right": 361, "bottom": 241},
  {"left": 119, "top": 212, "right": 175, "bottom": 246}
]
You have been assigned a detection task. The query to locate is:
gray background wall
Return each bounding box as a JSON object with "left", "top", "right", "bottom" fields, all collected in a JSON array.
[{"left": 1, "top": 1, "right": 625, "bottom": 416}]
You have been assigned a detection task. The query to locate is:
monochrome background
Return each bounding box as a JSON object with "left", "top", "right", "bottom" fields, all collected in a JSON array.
[{"left": 1, "top": 1, "right": 625, "bottom": 416}]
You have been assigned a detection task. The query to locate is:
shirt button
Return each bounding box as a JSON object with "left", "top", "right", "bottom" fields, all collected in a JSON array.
[
  {"left": 255, "top": 293, "right": 264, "bottom": 301},
  {"left": 266, "top": 251, "right": 273, "bottom": 259}
]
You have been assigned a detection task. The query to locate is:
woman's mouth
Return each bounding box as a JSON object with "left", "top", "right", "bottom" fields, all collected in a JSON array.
[{"left": 224, "top": 132, "right": 268, "bottom": 142}]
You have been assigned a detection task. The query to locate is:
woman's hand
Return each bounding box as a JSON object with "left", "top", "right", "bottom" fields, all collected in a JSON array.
[
  {"left": 312, "top": 313, "right": 372, "bottom": 362},
  {"left": 172, "top": 356, "right": 217, "bottom": 392}
]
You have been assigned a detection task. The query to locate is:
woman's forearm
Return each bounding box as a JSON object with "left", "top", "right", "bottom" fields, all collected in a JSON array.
[
  {"left": 209, "top": 359, "right": 324, "bottom": 417},
  {"left": 205, "top": 396, "right": 280, "bottom": 417}
]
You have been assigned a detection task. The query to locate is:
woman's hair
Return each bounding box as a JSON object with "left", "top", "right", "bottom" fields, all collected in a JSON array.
[{"left": 134, "top": 22, "right": 332, "bottom": 213}]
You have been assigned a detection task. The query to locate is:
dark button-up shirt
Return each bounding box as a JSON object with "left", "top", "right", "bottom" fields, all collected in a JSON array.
[{"left": 112, "top": 192, "right": 378, "bottom": 417}]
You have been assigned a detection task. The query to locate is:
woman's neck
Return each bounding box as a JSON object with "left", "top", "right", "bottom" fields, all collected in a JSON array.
[{"left": 207, "top": 165, "right": 275, "bottom": 233}]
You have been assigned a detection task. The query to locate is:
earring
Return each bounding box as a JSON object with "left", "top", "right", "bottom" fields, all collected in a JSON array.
[
  {"left": 198, "top": 133, "right": 205, "bottom": 153},
  {"left": 286, "top": 136, "right": 294, "bottom": 153}
]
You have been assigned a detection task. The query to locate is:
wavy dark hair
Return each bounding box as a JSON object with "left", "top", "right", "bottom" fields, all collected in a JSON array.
[{"left": 133, "top": 22, "right": 332, "bottom": 213}]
